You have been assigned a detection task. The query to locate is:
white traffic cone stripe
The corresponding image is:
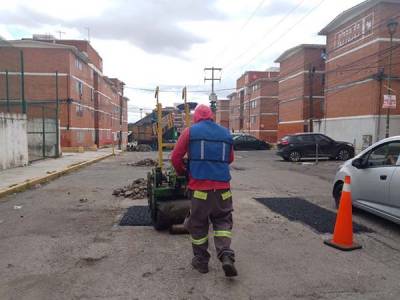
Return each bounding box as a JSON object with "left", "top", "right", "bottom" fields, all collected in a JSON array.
[{"left": 342, "top": 183, "right": 351, "bottom": 193}]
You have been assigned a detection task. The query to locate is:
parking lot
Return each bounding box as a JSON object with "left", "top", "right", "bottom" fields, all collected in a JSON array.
[{"left": 1, "top": 150, "right": 400, "bottom": 299}]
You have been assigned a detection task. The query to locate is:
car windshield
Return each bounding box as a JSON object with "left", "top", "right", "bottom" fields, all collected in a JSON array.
[{"left": 232, "top": 135, "right": 244, "bottom": 140}]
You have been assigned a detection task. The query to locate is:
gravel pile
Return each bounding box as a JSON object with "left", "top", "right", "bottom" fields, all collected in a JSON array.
[
  {"left": 127, "top": 158, "right": 158, "bottom": 167},
  {"left": 113, "top": 178, "right": 147, "bottom": 199},
  {"left": 136, "top": 144, "right": 152, "bottom": 152}
]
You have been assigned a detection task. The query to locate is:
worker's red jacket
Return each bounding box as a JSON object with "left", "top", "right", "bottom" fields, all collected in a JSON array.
[{"left": 171, "top": 126, "right": 234, "bottom": 191}]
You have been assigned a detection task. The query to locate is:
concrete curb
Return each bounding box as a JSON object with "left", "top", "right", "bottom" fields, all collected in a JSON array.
[{"left": 0, "top": 153, "right": 114, "bottom": 201}]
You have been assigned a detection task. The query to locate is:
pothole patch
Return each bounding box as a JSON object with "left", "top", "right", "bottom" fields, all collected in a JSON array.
[
  {"left": 254, "top": 197, "right": 373, "bottom": 234},
  {"left": 119, "top": 206, "right": 152, "bottom": 226}
]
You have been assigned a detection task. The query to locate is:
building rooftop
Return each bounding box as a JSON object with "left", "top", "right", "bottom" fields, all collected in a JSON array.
[
  {"left": 319, "top": 0, "right": 400, "bottom": 35},
  {"left": 274, "top": 44, "right": 326, "bottom": 63},
  {"left": 265, "top": 67, "right": 280, "bottom": 73},
  {"left": 2, "top": 39, "right": 89, "bottom": 62}
]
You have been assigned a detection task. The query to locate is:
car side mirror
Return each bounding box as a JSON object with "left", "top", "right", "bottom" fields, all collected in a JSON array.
[{"left": 352, "top": 158, "right": 365, "bottom": 169}]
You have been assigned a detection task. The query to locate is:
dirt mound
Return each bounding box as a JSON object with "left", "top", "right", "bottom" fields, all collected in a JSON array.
[
  {"left": 112, "top": 178, "right": 147, "bottom": 199},
  {"left": 127, "top": 158, "right": 157, "bottom": 167}
]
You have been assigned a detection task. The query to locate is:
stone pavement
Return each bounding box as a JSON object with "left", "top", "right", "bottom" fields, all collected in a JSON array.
[{"left": 0, "top": 148, "right": 120, "bottom": 193}]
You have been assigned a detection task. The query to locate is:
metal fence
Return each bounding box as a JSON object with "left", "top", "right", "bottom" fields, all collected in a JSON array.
[
  {"left": 0, "top": 100, "right": 59, "bottom": 162},
  {"left": 0, "top": 36, "right": 60, "bottom": 162}
]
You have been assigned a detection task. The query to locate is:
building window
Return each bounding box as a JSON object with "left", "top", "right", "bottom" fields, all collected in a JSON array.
[
  {"left": 251, "top": 100, "right": 257, "bottom": 109},
  {"left": 76, "top": 81, "right": 83, "bottom": 98},
  {"left": 75, "top": 58, "right": 83, "bottom": 70},
  {"left": 75, "top": 102, "right": 84, "bottom": 117},
  {"left": 250, "top": 116, "right": 257, "bottom": 124},
  {"left": 90, "top": 88, "right": 94, "bottom": 101}
]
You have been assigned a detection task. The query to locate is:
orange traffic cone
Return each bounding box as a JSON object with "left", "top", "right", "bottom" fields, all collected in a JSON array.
[{"left": 324, "top": 176, "right": 362, "bottom": 251}]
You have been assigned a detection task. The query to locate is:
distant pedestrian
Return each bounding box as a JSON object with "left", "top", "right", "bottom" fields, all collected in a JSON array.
[{"left": 171, "top": 104, "right": 237, "bottom": 277}]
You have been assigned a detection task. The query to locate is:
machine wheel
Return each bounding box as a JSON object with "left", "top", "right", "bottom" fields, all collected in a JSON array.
[{"left": 153, "top": 210, "right": 171, "bottom": 231}]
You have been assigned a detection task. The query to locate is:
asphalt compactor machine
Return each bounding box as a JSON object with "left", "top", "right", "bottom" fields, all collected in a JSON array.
[{"left": 147, "top": 87, "right": 192, "bottom": 232}]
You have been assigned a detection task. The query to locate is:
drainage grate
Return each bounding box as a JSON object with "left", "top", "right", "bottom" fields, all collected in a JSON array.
[
  {"left": 254, "top": 197, "right": 373, "bottom": 234},
  {"left": 119, "top": 206, "right": 153, "bottom": 226}
]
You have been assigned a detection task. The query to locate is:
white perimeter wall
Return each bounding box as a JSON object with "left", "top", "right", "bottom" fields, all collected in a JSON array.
[
  {"left": 0, "top": 113, "right": 28, "bottom": 170},
  {"left": 314, "top": 115, "right": 400, "bottom": 153}
]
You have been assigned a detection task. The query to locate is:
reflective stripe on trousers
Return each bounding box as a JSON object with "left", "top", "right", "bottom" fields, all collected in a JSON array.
[{"left": 191, "top": 235, "right": 208, "bottom": 245}]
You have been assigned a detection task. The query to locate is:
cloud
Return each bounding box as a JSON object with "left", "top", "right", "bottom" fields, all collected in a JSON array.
[
  {"left": 0, "top": 0, "right": 223, "bottom": 57},
  {"left": 259, "top": 0, "right": 309, "bottom": 17}
]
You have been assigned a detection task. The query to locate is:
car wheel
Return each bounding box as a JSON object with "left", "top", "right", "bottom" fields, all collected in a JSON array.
[
  {"left": 337, "top": 149, "right": 351, "bottom": 161},
  {"left": 288, "top": 151, "right": 301, "bottom": 162},
  {"left": 333, "top": 181, "right": 343, "bottom": 208}
]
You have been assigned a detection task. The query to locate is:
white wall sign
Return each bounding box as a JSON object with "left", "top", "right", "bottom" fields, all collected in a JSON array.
[
  {"left": 383, "top": 94, "right": 397, "bottom": 109},
  {"left": 335, "top": 13, "right": 374, "bottom": 49}
]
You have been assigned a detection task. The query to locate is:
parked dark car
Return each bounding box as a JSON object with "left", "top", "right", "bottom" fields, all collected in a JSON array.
[
  {"left": 232, "top": 133, "right": 270, "bottom": 151},
  {"left": 276, "top": 133, "right": 354, "bottom": 162}
]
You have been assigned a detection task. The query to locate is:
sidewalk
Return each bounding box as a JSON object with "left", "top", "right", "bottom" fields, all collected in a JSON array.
[{"left": 0, "top": 148, "right": 119, "bottom": 198}]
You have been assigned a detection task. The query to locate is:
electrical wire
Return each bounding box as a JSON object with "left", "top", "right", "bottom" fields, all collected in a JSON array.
[
  {"left": 212, "top": 0, "right": 268, "bottom": 64},
  {"left": 223, "top": 0, "right": 327, "bottom": 78},
  {"left": 221, "top": 0, "right": 307, "bottom": 70}
]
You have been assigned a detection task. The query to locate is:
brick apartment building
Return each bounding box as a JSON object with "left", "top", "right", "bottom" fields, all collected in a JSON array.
[
  {"left": 0, "top": 35, "right": 128, "bottom": 151},
  {"left": 228, "top": 91, "right": 239, "bottom": 131},
  {"left": 275, "top": 44, "right": 326, "bottom": 140},
  {"left": 318, "top": 0, "right": 400, "bottom": 149},
  {"left": 230, "top": 69, "right": 280, "bottom": 142},
  {"left": 215, "top": 98, "right": 230, "bottom": 129}
]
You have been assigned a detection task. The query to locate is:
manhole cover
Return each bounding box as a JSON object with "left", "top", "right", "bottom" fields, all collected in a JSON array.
[
  {"left": 254, "top": 197, "right": 373, "bottom": 234},
  {"left": 119, "top": 206, "right": 152, "bottom": 226}
]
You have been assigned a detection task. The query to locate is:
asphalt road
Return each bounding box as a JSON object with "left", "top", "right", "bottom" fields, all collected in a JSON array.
[{"left": 1, "top": 151, "right": 400, "bottom": 300}]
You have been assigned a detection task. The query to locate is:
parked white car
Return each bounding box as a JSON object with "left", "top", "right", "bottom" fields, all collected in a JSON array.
[{"left": 333, "top": 136, "right": 400, "bottom": 224}]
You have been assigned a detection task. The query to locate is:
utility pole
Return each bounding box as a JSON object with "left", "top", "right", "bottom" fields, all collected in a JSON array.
[
  {"left": 85, "top": 27, "right": 91, "bottom": 42},
  {"left": 204, "top": 67, "right": 222, "bottom": 113},
  {"left": 308, "top": 64, "right": 316, "bottom": 132},
  {"left": 56, "top": 30, "right": 65, "bottom": 40},
  {"left": 182, "top": 86, "right": 191, "bottom": 128},
  {"left": 385, "top": 19, "right": 398, "bottom": 138},
  {"left": 155, "top": 86, "right": 163, "bottom": 169}
]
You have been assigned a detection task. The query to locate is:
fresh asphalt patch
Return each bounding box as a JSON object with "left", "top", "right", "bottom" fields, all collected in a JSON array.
[
  {"left": 254, "top": 197, "right": 373, "bottom": 234},
  {"left": 119, "top": 206, "right": 152, "bottom": 226}
]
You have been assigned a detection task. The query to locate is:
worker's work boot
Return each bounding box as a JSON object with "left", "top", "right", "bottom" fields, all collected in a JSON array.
[
  {"left": 191, "top": 257, "right": 209, "bottom": 274},
  {"left": 221, "top": 255, "right": 238, "bottom": 277}
]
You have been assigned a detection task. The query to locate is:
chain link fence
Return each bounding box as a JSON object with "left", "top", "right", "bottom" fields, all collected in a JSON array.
[{"left": 0, "top": 36, "right": 60, "bottom": 162}]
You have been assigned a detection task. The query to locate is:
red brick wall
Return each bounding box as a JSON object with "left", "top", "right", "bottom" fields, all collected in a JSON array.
[
  {"left": 0, "top": 44, "right": 127, "bottom": 150},
  {"left": 324, "top": 2, "right": 400, "bottom": 120},
  {"left": 216, "top": 99, "right": 230, "bottom": 129},
  {"left": 56, "top": 40, "right": 103, "bottom": 72},
  {"left": 277, "top": 46, "right": 325, "bottom": 138}
]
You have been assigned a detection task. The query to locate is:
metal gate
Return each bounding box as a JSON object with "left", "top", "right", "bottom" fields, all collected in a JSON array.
[{"left": 26, "top": 101, "right": 58, "bottom": 162}]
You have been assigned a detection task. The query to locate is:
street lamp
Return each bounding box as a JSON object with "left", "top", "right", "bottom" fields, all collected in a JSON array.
[{"left": 385, "top": 18, "right": 398, "bottom": 138}]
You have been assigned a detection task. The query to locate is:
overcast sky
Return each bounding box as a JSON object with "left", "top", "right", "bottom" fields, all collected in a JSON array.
[{"left": 0, "top": 0, "right": 363, "bottom": 122}]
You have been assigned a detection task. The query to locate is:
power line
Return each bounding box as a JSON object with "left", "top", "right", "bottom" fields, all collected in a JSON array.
[
  {"left": 124, "top": 85, "right": 236, "bottom": 94},
  {"left": 223, "top": 0, "right": 327, "bottom": 81},
  {"left": 222, "top": 0, "right": 307, "bottom": 70},
  {"left": 240, "top": 0, "right": 326, "bottom": 69},
  {"left": 212, "top": 0, "right": 267, "bottom": 64}
]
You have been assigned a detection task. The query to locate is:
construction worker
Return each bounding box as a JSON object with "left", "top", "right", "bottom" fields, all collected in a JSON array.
[{"left": 171, "top": 104, "right": 237, "bottom": 277}]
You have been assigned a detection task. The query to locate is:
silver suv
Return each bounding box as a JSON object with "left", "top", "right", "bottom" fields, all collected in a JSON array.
[{"left": 333, "top": 136, "right": 400, "bottom": 224}]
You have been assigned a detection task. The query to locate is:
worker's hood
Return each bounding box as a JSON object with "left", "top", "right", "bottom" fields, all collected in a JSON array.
[{"left": 193, "top": 104, "right": 213, "bottom": 123}]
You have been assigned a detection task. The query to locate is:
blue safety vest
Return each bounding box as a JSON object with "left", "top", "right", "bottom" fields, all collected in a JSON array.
[{"left": 189, "top": 120, "right": 233, "bottom": 182}]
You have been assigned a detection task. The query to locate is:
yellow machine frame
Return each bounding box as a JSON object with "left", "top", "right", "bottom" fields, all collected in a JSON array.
[{"left": 154, "top": 86, "right": 191, "bottom": 170}]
